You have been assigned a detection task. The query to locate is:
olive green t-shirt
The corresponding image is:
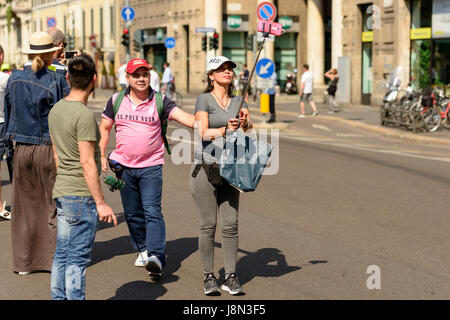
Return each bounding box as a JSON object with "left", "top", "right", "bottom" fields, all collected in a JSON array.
[{"left": 48, "top": 99, "right": 101, "bottom": 199}]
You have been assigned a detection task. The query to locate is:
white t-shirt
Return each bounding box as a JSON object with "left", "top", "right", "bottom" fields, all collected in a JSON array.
[
  {"left": 117, "top": 64, "right": 127, "bottom": 85},
  {"left": 301, "top": 70, "right": 313, "bottom": 94},
  {"left": 162, "top": 67, "right": 173, "bottom": 84},
  {"left": 150, "top": 69, "right": 160, "bottom": 92},
  {"left": 0, "top": 71, "right": 10, "bottom": 123}
]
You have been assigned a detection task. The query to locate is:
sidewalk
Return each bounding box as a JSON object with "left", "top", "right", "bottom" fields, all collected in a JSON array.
[{"left": 89, "top": 89, "right": 450, "bottom": 146}]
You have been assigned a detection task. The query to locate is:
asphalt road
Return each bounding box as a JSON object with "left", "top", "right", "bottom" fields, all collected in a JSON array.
[{"left": 0, "top": 102, "right": 449, "bottom": 301}]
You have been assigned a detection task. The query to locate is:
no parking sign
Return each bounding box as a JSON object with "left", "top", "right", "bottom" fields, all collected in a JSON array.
[{"left": 256, "top": 2, "right": 277, "bottom": 21}]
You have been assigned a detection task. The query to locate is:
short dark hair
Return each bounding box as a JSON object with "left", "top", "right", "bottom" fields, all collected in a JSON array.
[
  {"left": 68, "top": 54, "right": 97, "bottom": 90},
  {"left": 303, "top": 64, "right": 309, "bottom": 70},
  {"left": 0, "top": 45, "right": 3, "bottom": 55}
]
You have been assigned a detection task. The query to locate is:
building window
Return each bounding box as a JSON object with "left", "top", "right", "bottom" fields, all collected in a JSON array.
[
  {"left": 411, "top": 0, "right": 432, "bottom": 29},
  {"left": 91, "top": 8, "right": 94, "bottom": 36},
  {"left": 100, "top": 7, "right": 104, "bottom": 48},
  {"left": 110, "top": 6, "right": 115, "bottom": 37},
  {"left": 82, "top": 10, "right": 86, "bottom": 49}
]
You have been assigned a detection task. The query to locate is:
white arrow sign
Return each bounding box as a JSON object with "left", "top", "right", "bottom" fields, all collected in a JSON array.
[
  {"left": 259, "top": 62, "right": 272, "bottom": 75},
  {"left": 121, "top": 6, "right": 135, "bottom": 21}
]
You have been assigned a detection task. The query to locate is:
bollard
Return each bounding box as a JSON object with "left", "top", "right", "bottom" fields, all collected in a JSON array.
[{"left": 260, "top": 93, "right": 270, "bottom": 114}]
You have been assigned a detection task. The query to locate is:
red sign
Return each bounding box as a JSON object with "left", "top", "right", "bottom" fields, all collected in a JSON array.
[{"left": 256, "top": 2, "right": 277, "bottom": 22}]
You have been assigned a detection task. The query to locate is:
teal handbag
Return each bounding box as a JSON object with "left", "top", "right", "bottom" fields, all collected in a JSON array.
[{"left": 219, "top": 131, "right": 273, "bottom": 192}]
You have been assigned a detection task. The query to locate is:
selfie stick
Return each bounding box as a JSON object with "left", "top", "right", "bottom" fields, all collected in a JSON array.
[{"left": 236, "top": 36, "right": 267, "bottom": 115}]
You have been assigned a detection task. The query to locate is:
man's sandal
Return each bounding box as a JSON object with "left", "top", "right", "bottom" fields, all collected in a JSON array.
[{"left": 0, "top": 201, "right": 11, "bottom": 220}]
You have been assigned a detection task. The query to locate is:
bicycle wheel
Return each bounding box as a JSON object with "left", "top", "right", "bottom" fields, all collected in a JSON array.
[
  {"left": 422, "top": 107, "right": 441, "bottom": 132},
  {"left": 441, "top": 117, "right": 450, "bottom": 129}
]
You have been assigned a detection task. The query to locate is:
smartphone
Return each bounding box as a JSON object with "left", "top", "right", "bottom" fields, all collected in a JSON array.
[{"left": 65, "top": 51, "right": 76, "bottom": 59}]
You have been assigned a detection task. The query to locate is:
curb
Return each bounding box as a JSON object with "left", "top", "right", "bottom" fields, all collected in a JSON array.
[{"left": 321, "top": 115, "right": 450, "bottom": 146}]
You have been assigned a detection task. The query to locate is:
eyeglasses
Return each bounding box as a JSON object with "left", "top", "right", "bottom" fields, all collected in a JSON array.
[{"left": 128, "top": 71, "right": 150, "bottom": 79}]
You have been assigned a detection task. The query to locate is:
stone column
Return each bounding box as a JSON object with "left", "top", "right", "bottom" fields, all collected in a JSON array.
[
  {"left": 204, "top": 0, "right": 222, "bottom": 69},
  {"left": 331, "top": 0, "right": 343, "bottom": 69},
  {"left": 257, "top": 0, "right": 275, "bottom": 62},
  {"left": 307, "top": 0, "right": 325, "bottom": 87}
]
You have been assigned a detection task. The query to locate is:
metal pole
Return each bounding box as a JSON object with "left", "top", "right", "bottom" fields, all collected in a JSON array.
[
  {"left": 236, "top": 37, "right": 266, "bottom": 115},
  {"left": 125, "top": 0, "right": 130, "bottom": 61}
]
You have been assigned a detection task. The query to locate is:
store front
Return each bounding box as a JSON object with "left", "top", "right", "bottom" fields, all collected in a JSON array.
[
  {"left": 360, "top": 4, "right": 373, "bottom": 106},
  {"left": 274, "top": 16, "right": 298, "bottom": 90},
  {"left": 410, "top": 0, "right": 450, "bottom": 94},
  {"left": 222, "top": 15, "right": 249, "bottom": 78},
  {"left": 141, "top": 27, "right": 167, "bottom": 76}
]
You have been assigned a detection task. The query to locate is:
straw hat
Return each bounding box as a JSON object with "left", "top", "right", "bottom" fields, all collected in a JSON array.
[{"left": 22, "top": 32, "right": 60, "bottom": 54}]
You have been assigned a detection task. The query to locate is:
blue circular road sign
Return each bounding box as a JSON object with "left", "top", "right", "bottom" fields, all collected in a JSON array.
[
  {"left": 121, "top": 6, "right": 135, "bottom": 21},
  {"left": 47, "top": 17, "right": 56, "bottom": 28},
  {"left": 164, "top": 37, "right": 176, "bottom": 49},
  {"left": 256, "top": 58, "right": 275, "bottom": 79}
]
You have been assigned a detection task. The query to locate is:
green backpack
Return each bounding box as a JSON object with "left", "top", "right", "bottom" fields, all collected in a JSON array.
[{"left": 113, "top": 90, "right": 171, "bottom": 155}]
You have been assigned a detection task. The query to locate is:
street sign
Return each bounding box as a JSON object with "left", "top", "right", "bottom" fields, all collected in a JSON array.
[
  {"left": 47, "top": 17, "right": 56, "bottom": 28},
  {"left": 256, "top": 58, "right": 275, "bottom": 79},
  {"left": 256, "top": 2, "right": 277, "bottom": 21},
  {"left": 164, "top": 37, "right": 176, "bottom": 49},
  {"left": 195, "top": 27, "right": 216, "bottom": 33},
  {"left": 279, "top": 16, "right": 293, "bottom": 29},
  {"left": 227, "top": 15, "right": 242, "bottom": 28},
  {"left": 121, "top": 6, "right": 135, "bottom": 21}
]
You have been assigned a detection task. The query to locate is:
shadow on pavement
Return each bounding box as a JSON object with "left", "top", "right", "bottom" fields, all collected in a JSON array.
[
  {"left": 215, "top": 246, "right": 322, "bottom": 286},
  {"left": 107, "top": 237, "right": 198, "bottom": 300}
]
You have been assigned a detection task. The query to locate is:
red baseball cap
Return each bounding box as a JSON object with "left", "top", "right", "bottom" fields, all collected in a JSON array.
[{"left": 126, "top": 58, "right": 150, "bottom": 74}]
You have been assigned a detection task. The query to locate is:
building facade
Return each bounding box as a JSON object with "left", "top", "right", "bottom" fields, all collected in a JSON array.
[
  {"left": 0, "top": 0, "right": 33, "bottom": 68},
  {"left": 342, "top": 0, "right": 450, "bottom": 106},
  {"left": 125, "top": 0, "right": 344, "bottom": 96}
]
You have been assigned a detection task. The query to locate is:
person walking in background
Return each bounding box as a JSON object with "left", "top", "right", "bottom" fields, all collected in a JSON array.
[
  {"left": 49, "top": 54, "right": 117, "bottom": 300},
  {"left": 0, "top": 44, "right": 11, "bottom": 220},
  {"left": 161, "top": 61, "right": 173, "bottom": 96},
  {"left": 239, "top": 64, "right": 250, "bottom": 103},
  {"left": 149, "top": 64, "right": 160, "bottom": 92},
  {"left": 3, "top": 32, "right": 70, "bottom": 275},
  {"left": 298, "top": 64, "right": 318, "bottom": 118},
  {"left": 99, "top": 58, "right": 194, "bottom": 280},
  {"left": 117, "top": 60, "right": 127, "bottom": 91},
  {"left": 190, "top": 56, "right": 252, "bottom": 296},
  {"left": 325, "top": 68, "right": 340, "bottom": 114},
  {"left": 266, "top": 71, "right": 277, "bottom": 123},
  {"left": 47, "top": 28, "right": 68, "bottom": 76}
]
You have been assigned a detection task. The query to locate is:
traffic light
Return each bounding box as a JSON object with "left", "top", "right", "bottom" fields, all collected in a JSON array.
[
  {"left": 89, "top": 35, "right": 96, "bottom": 48},
  {"left": 67, "top": 35, "right": 75, "bottom": 50},
  {"left": 210, "top": 32, "right": 219, "bottom": 50},
  {"left": 202, "top": 35, "right": 207, "bottom": 51},
  {"left": 133, "top": 39, "right": 140, "bottom": 52},
  {"left": 121, "top": 28, "right": 130, "bottom": 47},
  {"left": 246, "top": 33, "right": 253, "bottom": 51}
]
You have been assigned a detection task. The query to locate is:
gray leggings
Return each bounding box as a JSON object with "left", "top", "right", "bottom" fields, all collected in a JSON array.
[{"left": 189, "top": 163, "right": 240, "bottom": 276}]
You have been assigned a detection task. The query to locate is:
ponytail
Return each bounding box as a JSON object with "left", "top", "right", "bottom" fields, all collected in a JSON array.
[{"left": 30, "top": 52, "right": 55, "bottom": 72}]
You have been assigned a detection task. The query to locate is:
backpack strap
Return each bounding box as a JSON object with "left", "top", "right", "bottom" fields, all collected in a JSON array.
[
  {"left": 155, "top": 92, "right": 171, "bottom": 155},
  {"left": 113, "top": 90, "right": 127, "bottom": 120}
]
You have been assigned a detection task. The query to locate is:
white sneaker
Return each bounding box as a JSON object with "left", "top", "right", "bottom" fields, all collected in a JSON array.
[
  {"left": 145, "top": 255, "right": 163, "bottom": 279},
  {"left": 0, "top": 201, "right": 11, "bottom": 220},
  {"left": 134, "top": 251, "right": 148, "bottom": 267},
  {"left": 312, "top": 112, "right": 319, "bottom": 116},
  {"left": 297, "top": 114, "right": 306, "bottom": 118}
]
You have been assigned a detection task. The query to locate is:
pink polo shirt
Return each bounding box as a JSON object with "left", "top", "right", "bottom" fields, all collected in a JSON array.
[{"left": 102, "top": 89, "right": 178, "bottom": 168}]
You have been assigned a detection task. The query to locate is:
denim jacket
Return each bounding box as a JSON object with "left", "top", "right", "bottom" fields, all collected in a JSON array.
[{"left": 3, "top": 67, "right": 70, "bottom": 146}]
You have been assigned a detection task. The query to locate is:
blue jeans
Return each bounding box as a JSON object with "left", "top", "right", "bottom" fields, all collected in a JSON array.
[
  {"left": 119, "top": 164, "right": 166, "bottom": 266},
  {"left": 51, "top": 196, "right": 98, "bottom": 300}
]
